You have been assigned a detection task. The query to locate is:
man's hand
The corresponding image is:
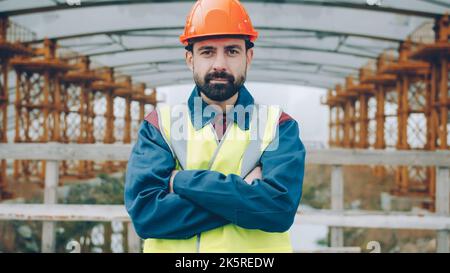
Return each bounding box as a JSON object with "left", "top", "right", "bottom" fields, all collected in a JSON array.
[
  {"left": 244, "top": 166, "right": 262, "bottom": 184},
  {"left": 169, "top": 170, "right": 179, "bottom": 193}
]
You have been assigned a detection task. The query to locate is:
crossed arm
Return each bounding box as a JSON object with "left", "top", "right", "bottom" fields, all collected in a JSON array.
[
  {"left": 124, "top": 119, "right": 305, "bottom": 239},
  {"left": 168, "top": 167, "right": 261, "bottom": 193}
]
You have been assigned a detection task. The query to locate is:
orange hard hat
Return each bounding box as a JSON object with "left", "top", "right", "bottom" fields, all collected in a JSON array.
[{"left": 179, "top": 0, "right": 258, "bottom": 46}]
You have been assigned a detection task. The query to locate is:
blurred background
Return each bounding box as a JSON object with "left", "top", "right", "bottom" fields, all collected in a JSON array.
[{"left": 0, "top": 0, "right": 449, "bottom": 253}]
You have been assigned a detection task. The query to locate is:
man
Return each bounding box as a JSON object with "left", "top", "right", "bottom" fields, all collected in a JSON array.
[{"left": 125, "top": 0, "right": 306, "bottom": 253}]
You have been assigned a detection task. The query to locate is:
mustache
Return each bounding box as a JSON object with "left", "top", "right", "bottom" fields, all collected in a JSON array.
[{"left": 205, "top": 71, "right": 235, "bottom": 83}]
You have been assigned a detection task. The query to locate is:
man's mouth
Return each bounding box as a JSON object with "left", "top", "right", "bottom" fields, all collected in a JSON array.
[{"left": 210, "top": 78, "right": 229, "bottom": 83}]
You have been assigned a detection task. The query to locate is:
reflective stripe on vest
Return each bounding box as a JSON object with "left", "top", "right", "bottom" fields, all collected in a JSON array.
[{"left": 143, "top": 104, "right": 292, "bottom": 253}]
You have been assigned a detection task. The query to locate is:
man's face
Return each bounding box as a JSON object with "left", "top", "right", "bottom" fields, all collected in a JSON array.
[{"left": 186, "top": 37, "right": 253, "bottom": 101}]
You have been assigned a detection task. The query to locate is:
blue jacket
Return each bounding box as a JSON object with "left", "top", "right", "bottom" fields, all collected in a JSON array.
[{"left": 124, "top": 86, "right": 306, "bottom": 239}]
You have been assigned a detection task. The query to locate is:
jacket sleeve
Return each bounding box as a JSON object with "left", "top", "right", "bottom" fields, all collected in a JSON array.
[
  {"left": 124, "top": 121, "right": 229, "bottom": 239},
  {"left": 173, "top": 119, "right": 306, "bottom": 233}
]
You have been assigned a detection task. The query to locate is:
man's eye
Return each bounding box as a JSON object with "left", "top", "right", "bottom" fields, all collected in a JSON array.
[
  {"left": 228, "top": 49, "right": 239, "bottom": 55},
  {"left": 201, "top": 51, "right": 212, "bottom": 56}
]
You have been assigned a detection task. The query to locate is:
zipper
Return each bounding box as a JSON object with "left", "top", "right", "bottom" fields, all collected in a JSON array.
[{"left": 196, "top": 233, "right": 201, "bottom": 253}]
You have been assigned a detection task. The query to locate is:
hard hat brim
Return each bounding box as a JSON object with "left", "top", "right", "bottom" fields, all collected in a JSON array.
[{"left": 180, "top": 32, "right": 258, "bottom": 46}]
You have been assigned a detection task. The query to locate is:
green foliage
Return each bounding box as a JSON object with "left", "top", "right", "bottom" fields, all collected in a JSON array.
[
  {"left": 12, "top": 221, "right": 41, "bottom": 253},
  {"left": 301, "top": 165, "right": 330, "bottom": 209},
  {"left": 315, "top": 237, "right": 328, "bottom": 247},
  {"left": 61, "top": 173, "right": 125, "bottom": 205},
  {"left": 55, "top": 173, "right": 125, "bottom": 252},
  {"left": 1, "top": 173, "right": 125, "bottom": 253}
]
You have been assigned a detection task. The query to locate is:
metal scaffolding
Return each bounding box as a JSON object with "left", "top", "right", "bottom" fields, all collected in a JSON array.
[
  {"left": 0, "top": 18, "right": 158, "bottom": 200},
  {"left": 59, "top": 55, "right": 101, "bottom": 180},
  {"left": 324, "top": 15, "right": 450, "bottom": 211},
  {"left": 11, "top": 38, "right": 74, "bottom": 184},
  {"left": 0, "top": 17, "right": 33, "bottom": 198}
]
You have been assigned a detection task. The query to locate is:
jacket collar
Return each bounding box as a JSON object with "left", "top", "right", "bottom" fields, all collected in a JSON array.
[{"left": 187, "top": 85, "right": 255, "bottom": 131}]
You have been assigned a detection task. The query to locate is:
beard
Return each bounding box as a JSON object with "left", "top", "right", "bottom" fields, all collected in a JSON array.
[{"left": 194, "top": 69, "right": 246, "bottom": 101}]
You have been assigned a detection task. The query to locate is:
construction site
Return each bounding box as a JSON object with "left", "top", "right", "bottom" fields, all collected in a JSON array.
[{"left": 0, "top": 0, "right": 449, "bottom": 253}]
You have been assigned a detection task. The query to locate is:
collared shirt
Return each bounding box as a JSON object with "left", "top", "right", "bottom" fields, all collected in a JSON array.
[{"left": 212, "top": 113, "right": 227, "bottom": 142}]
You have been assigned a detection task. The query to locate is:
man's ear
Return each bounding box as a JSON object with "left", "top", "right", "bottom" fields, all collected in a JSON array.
[
  {"left": 185, "top": 50, "right": 193, "bottom": 72},
  {"left": 246, "top": 48, "right": 254, "bottom": 72}
]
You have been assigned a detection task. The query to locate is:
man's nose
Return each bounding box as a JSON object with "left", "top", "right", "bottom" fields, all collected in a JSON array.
[{"left": 212, "top": 52, "right": 227, "bottom": 72}]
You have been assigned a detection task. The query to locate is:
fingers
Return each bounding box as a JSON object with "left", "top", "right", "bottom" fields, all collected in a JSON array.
[
  {"left": 252, "top": 166, "right": 262, "bottom": 179},
  {"left": 243, "top": 166, "right": 262, "bottom": 184},
  {"left": 169, "top": 170, "right": 179, "bottom": 193}
]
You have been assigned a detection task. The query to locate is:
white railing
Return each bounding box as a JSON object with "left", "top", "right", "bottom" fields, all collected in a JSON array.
[{"left": 0, "top": 143, "right": 449, "bottom": 253}]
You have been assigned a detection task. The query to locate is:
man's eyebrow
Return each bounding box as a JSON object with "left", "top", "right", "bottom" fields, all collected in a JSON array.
[
  {"left": 197, "top": 44, "right": 243, "bottom": 51},
  {"left": 224, "top": 44, "right": 243, "bottom": 50},
  {"left": 197, "top": 46, "right": 216, "bottom": 51}
]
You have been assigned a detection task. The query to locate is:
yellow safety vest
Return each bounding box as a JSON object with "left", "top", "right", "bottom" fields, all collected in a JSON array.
[{"left": 143, "top": 104, "right": 292, "bottom": 253}]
